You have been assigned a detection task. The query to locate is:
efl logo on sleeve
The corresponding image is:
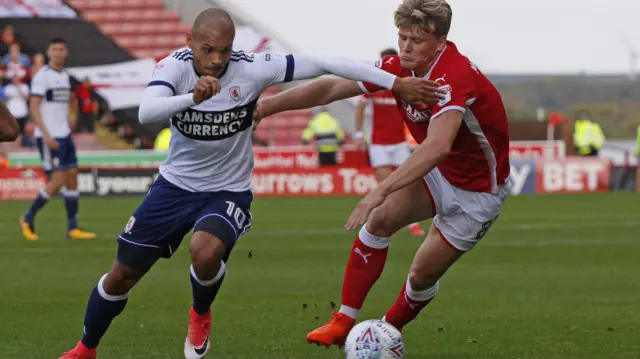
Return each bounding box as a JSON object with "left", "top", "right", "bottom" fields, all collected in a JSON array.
[{"left": 437, "top": 84, "right": 452, "bottom": 106}]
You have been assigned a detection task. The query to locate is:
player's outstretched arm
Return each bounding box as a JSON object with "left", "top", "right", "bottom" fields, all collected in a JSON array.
[
  {"left": 0, "top": 102, "right": 19, "bottom": 142},
  {"left": 289, "top": 54, "right": 398, "bottom": 91},
  {"left": 290, "top": 55, "right": 444, "bottom": 106},
  {"left": 257, "top": 54, "right": 444, "bottom": 119},
  {"left": 260, "top": 75, "right": 362, "bottom": 118}
]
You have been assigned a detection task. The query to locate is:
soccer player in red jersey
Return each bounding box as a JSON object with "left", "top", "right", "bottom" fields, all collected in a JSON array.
[
  {"left": 355, "top": 48, "right": 426, "bottom": 237},
  {"left": 257, "top": 0, "right": 511, "bottom": 347}
]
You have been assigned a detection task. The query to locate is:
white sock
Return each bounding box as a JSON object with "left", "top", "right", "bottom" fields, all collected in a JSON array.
[
  {"left": 338, "top": 305, "right": 359, "bottom": 319},
  {"left": 406, "top": 277, "right": 439, "bottom": 302}
]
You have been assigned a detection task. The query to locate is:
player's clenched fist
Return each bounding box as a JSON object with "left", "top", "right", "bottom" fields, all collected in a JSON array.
[
  {"left": 391, "top": 77, "right": 446, "bottom": 108},
  {"left": 193, "top": 76, "right": 221, "bottom": 104}
]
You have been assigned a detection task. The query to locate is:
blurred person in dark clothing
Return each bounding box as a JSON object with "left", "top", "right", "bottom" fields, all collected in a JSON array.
[
  {"left": 31, "top": 53, "right": 46, "bottom": 78},
  {"left": 0, "top": 25, "right": 16, "bottom": 57}
]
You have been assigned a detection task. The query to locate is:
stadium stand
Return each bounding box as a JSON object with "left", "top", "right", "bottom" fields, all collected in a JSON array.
[
  {"left": 65, "top": 0, "right": 190, "bottom": 60},
  {"left": 64, "top": 0, "right": 316, "bottom": 148},
  {"left": 2, "top": 2, "right": 335, "bottom": 150}
]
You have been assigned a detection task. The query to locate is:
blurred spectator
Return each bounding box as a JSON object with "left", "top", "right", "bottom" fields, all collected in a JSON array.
[
  {"left": 73, "top": 76, "right": 98, "bottom": 133},
  {"left": 2, "top": 43, "right": 30, "bottom": 67},
  {"left": 302, "top": 107, "right": 344, "bottom": 166},
  {"left": 3, "top": 75, "right": 31, "bottom": 147},
  {"left": 30, "top": 53, "right": 45, "bottom": 77},
  {"left": 573, "top": 111, "right": 605, "bottom": 156},
  {"left": 2, "top": 44, "right": 29, "bottom": 82},
  {"left": 154, "top": 127, "right": 171, "bottom": 151},
  {"left": 0, "top": 25, "right": 16, "bottom": 57}
]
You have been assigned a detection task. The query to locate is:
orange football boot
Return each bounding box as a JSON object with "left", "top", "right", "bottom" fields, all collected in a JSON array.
[
  {"left": 184, "top": 307, "right": 212, "bottom": 359},
  {"left": 306, "top": 311, "right": 356, "bottom": 348}
]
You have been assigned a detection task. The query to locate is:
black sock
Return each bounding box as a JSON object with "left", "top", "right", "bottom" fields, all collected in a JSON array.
[
  {"left": 80, "top": 274, "right": 129, "bottom": 348},
  {"left": 190, "top": 262, "right": 226, "bottom": 315}
]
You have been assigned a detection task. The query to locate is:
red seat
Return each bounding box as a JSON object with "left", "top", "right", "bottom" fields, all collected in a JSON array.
[{"left": 69, "top": 0, "right": 164, "bottom": 11}]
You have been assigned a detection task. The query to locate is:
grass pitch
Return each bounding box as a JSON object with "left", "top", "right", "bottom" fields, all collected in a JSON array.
[{"left": 1, "top": 193, "right": 639, "bottom": 358}]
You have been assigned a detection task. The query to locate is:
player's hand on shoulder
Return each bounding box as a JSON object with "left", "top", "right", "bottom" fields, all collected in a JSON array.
[
  {"left": 392, "top": 77, "right": 446, "bottom": 107},
  {"left": 193, "top": 76, "right": 221, "bottom": 104}
]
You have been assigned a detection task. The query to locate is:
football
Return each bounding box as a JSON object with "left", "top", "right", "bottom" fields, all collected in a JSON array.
[{"left": 344, "top": 320, "right": 404, "bottom": 359}]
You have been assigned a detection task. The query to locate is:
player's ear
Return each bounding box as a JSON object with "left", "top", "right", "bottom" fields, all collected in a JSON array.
[
  {"left": 186, "top": 31, "right": 193, "bottom": 49},
  {"left": 436, "top": 37, "right": 447, "bottom": 52}
]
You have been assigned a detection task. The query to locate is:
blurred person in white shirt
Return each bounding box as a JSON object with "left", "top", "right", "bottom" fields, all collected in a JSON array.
[
  {"left": 3, "top": 75, "right": 31, "bottom": 146},
  {"left": 3, "top": 45, "right": 29, "bottom": 82}
]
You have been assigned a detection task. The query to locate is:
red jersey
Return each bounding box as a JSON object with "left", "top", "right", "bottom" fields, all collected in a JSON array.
[
  {"left": 74, "top": 84, "right": 94, "bottom": 113},
  {"left": 360, "top": 91, "right": 406, "bottom": 145},
  {"left": 358, "top": 41, "right": 510, "bottom": 193}
]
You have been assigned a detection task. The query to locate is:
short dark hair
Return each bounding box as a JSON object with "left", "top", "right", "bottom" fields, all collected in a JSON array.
[
  {"left": 50, "top": 37, "right": 68, "bottom": 46},
  {"left": 380, "top": 48, "right": 398, "bottom": 57}
]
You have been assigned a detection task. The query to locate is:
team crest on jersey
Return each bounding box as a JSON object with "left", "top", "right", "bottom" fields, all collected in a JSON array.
[
  {"left": 437, "top": 84, "right": 452, "bottom": 106},
  {"left": 229, "top": 86, "right": 242, "bottom": 102}
]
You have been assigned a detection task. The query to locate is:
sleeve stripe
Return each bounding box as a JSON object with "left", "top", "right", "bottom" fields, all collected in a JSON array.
[
  {"left": 357, "top": 81, "right": 371, "bottom": 94},
  {"left": 147, "top": 81, "right": 176, "bottom": 96},
  {"left": 284, "top": 54, "right": 295, "bottom": 83},
  {"left": 31, "top": 93, "right": 44, "bottom": 98},
  {"left": 430, "top": 106, "right": 466, "bottom": 120}
]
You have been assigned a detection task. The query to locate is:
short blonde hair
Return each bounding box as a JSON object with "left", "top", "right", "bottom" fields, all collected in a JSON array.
[{"left": 394, "top": 0, "right": 452, "bottom": 38}]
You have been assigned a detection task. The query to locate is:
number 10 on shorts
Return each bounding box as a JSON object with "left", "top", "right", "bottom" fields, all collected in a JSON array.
[{"left": 225, "top": 201, "right": 247, "bottom": 230}]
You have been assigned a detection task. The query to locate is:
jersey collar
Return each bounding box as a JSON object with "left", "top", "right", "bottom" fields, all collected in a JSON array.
[
  {"left": 192, "top": 61, "right": 230, "bottom": 79},
  {"left": 411, "top": 42, "right": 448, "bottom": 79}
]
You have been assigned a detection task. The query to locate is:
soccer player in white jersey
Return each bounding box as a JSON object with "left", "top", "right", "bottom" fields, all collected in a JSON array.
[
  {"left": 58, "top": 8, "right": 445, "bottom": 359},
  {"left": 20, "top": 38, "right": 96, "bottom": 241}
]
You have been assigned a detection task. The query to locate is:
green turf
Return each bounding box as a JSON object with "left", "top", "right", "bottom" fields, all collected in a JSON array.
[{"left": 1, "top": 193, "right": 639, "bottom": 359}]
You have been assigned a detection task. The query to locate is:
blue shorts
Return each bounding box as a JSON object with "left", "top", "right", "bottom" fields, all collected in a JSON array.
[
  {"left": 36, "top": 135, "right": 77, "bottom": 173},
  {"left": 117, "top": 175, "right": 253, "bottom": 259}
]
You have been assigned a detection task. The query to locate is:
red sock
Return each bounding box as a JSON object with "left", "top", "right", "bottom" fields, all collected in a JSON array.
[
  {"left": 384, "top": 281, "right": 438, "bottom": 331},
  {"left": 341, "top": 231, "right": 389, "bottom": 311}
]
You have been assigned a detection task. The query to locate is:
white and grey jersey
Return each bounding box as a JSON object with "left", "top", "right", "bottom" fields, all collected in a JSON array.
[
  {"left": 148, "top": 48, "right": 296, "bottom": 193},
  {"left": 30, "top": 65, "right": 72, "bottom": 138}
]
